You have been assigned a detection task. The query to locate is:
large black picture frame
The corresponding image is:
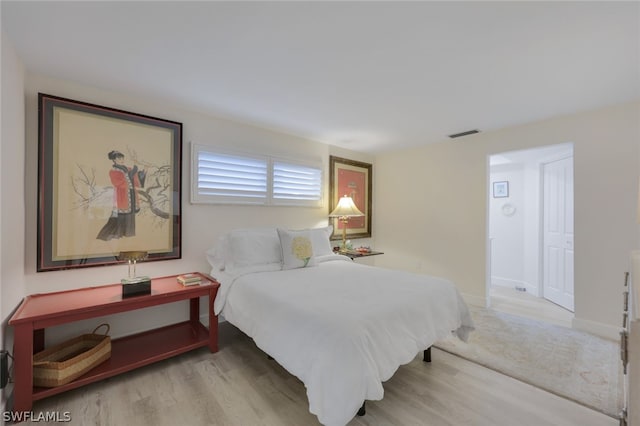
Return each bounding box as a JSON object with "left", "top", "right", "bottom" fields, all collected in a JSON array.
[{"left": 37, "top": 93, "right": 182, "bottom": 272}]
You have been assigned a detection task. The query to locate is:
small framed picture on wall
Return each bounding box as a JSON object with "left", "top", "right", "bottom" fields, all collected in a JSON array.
[{"left": 493, "top": 181, "right": 509, "bottom": 198}]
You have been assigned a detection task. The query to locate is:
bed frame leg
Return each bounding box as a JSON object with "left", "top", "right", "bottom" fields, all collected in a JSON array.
[
  {"left": 423, "top": 347, "right": 432, "bottom": 363},
  {"left": 357, "top": 401, "right": 366, "bottom": 416}
]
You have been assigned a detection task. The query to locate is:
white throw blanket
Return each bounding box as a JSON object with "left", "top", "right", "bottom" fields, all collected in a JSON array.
[{"left": 214, "top": 256, "right": 474, "bottom": 426}]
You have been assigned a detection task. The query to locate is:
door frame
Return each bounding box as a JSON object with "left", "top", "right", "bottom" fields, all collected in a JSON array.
[{"left": 485, "top": 143, "right": 574, "bottom": 309}]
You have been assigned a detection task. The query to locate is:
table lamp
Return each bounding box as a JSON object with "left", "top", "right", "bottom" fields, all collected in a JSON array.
[
  {"left": 118, "top": 251, "right": 151, "bottom": 297},
  {"left": 329, "top": 195, "right": 364, "bottom": 251}
]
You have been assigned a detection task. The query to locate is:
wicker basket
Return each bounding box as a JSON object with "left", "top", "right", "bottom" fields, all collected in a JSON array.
[{"left": 33, "top": 324, "right": 111, "bottom": 387}]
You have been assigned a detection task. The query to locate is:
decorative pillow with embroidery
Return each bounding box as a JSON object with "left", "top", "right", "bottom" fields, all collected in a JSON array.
[{"left": 277, "top": 228, "right": 317, "bottom": 270}]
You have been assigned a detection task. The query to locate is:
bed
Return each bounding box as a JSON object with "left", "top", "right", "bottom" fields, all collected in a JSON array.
[{"left": 208, "top": 226, "right": 474, "bottom": 426}]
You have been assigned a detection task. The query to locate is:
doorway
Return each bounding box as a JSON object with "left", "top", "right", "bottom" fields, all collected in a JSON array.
[{"left": 487, "top": 143, "right": 574, "bottom": 324}]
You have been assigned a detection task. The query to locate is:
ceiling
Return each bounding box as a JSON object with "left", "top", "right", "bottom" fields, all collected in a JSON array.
[
  {"left": 2, "top": 1, "right": 639, "bottom": 153},
  {"left": 489, "top": 142, "right": 573, "bottom": 167}
]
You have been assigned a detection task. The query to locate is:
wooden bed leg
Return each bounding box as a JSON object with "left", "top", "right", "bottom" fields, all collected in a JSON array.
[
  {"left": 357, "top": 401, "right": 366, "bottom": 416},
  {"left": 423, "top": 347, "right": 432, "bottom": 363}
]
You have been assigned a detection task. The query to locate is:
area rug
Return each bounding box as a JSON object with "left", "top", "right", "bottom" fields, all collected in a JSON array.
[{"left": 435, "top": 305, "right": 623, "bottom": 418}]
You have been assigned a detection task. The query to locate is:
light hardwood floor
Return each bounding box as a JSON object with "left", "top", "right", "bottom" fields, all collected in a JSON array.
[
  {"left": 23, "top": 321, "right": 616, "bottom": 426},
  {"left": 490, "top": 286, "right": 574, "bottom": 328}
]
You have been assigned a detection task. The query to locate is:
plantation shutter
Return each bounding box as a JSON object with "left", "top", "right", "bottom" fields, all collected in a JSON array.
[
  {"left": 193, "top": 147, "right": 267, "bottom": 204},
  {"left": 272, "top": 160, "right": 322, "bottom": 206},
  {"left": 191, "top": 144, "right": 323, "bottom": 206}
]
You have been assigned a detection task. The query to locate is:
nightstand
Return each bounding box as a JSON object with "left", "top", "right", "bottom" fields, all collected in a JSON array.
[{"left": 339, "top": 250, "right": 384, "bottom": 260}]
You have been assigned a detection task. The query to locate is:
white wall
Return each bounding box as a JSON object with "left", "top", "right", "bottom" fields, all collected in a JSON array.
[
  {"left": 11, "top": 72, "right": 373, "bottom": 346},
  {"left": 489, "top": 164, "right": 526, "bottom": 290},
  {"left": 375, "top": 101, "right": 640, "bottom": 338},
  {"left": 1, "top": 30, "right": 26, "bottom": 415}
]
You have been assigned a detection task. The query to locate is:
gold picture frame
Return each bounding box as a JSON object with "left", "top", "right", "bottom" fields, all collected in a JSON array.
[{"left": 329, "top": 156, "right": 372, "bottom": 240}]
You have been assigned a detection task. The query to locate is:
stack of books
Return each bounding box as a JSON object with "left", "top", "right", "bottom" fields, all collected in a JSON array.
[{"left": 177, "top": 273, "right": 202, "bottom": 286}]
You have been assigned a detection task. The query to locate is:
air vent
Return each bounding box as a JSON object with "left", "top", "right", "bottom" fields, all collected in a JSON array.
[{"left": 448, "top": 129, "right": 480, "bottom": 139}]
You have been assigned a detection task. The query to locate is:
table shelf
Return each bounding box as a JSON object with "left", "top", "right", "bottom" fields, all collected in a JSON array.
[
  {"left": 9, "top": 273, "right": 220, "bottom": 413},
  {"left": 32, "top": 321, "right": 210, "bottom": 400}
]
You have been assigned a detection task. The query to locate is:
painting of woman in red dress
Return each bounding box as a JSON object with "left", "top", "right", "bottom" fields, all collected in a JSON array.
[{"left": 97, "top": 150, "right": 146, "bottom": 240}]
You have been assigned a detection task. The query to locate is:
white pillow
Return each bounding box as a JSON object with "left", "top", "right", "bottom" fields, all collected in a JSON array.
[
  {"left": 308, "top": 225, "right": 334, "bottom": 256},
  {"left": 205, "top": 234, "right": 230, "bottom": 271},
  {"left": 277, "top": 228, "right": 317, "bottom": 270},
  {"left": 227, "top": 228, "right": 282, "bottom": 270}
]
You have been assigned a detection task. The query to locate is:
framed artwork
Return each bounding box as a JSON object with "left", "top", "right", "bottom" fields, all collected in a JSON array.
[
  {"left": 329, "top": 156, "right": 372, "bottom": 240},
  {"left": 493, "top": 181, "right": 509, "bottom": 198},
  {"left": 37, "top": 93, "right": 182, "bottom": 272}
]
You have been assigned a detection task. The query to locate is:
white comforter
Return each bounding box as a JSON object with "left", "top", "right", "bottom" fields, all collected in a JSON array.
[{"left": 213, "top": 255, "right": 474, "bottom": 426}]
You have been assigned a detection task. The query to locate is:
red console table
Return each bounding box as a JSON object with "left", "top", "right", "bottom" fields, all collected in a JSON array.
[{"left": 9, "top": 272, "right": 219, "bottom": 412}]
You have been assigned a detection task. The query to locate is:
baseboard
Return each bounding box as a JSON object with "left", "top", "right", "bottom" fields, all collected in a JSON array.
[
  {"left": 491, "top": 276, "right": 535, "bottom": 293},
  {"left": 1, "top": 388, "right": 12, "bottom": 421},
  {"left": 200, "top": 313, "right": 226, "bottom": 326},
  {"left": 572, "top": 317, "right": 621, "bottom": 341},
  {"left": 211, "top": 303, "right": 619, "bottom": 342},
  {"left": 461, "top": 292, "right": 488, "bottom": 308},
  {"left": 491, "top": 276, "right": 521, "bottom": 288}
]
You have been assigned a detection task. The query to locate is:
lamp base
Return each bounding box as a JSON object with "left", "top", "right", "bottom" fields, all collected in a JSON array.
[{"left": 121, "top": 277, "right": 151, "bottom": 298}]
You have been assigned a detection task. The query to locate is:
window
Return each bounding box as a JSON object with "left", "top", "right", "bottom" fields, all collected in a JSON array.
[
  {"left": 193, "top": 149, "right": 268, "bottom": 204},
  {"left": 191, "top": 143, "right": 323, "bottom": 207},
  {"left": 273, "top": 160, "right": 322, "bottom": 205}
]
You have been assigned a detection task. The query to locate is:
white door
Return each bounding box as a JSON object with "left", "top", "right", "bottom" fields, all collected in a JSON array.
[{"left": 543, "top": 156, "right": 574, "bottom": 311}]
